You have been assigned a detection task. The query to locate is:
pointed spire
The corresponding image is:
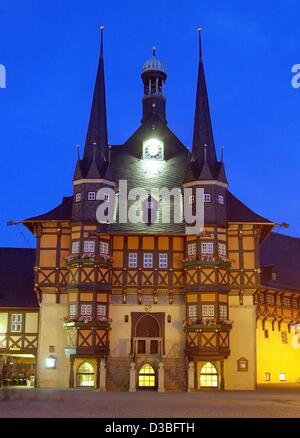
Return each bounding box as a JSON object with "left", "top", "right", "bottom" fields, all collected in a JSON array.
[
  {"left": 217, "top": 146, "right": 228, "bottom": 184},
  {"left": 83, "top": 26, "right": 108, "bottom": 174},
  {"left": 198, "top": 160, "right": 214, "bottom": 180},
  {"left": 86, "top": 142, "right": 102, "bottom": 178},
  {"left": 192, "top": 28, "right": 218, "bottom": 176},
  {"left": 73, "top": 145, "right": 83, "bottom": 181}
]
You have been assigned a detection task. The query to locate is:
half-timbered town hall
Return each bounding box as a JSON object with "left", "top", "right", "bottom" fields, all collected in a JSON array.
[{"left": 1, "top": 30, "right": 300, "bottom": 391}]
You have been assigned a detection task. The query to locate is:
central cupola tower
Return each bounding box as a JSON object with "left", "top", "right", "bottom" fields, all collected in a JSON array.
[{"left": 141, "top": 47, "right": 167, "bottom": 124}]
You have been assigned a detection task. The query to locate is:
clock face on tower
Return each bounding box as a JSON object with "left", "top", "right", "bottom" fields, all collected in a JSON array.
[{"left": 143, "top": 138, "right": 164, "bottom": 161}]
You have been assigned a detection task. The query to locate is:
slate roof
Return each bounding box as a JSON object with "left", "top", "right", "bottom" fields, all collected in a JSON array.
[
  {"left": 24, "top": 196, "right": 73, "bottom": 225},
  {"left": 0, "top": 248, "right": 38, "bottom": 308},
  {"left": 226, "top": 192, "right": 272, "bottom": 224},
  {"left": 260, "top": 232, "right": 300, "bottom": 293}
]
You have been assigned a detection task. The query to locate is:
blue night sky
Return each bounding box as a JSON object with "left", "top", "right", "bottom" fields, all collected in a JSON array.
[{"left": 0, "top": 0, "right": 299, "bottom": 248}]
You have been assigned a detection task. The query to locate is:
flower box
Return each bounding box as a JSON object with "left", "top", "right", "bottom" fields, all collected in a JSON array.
[
  {"left": 182, "top": 318, "right": 233, "bottom": 332},
  {"left": 65, "top": 254, "right": 112, "bottom": 267},
  {"left": 183, "top": 257, "right": 232, "bottom": 268},
  {"left": 63, "top": 320, "right": 111, "bottom": 330}
]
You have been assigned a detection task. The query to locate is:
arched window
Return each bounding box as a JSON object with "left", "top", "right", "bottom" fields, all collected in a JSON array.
[
  {"left": 199, "top": 362, "right": 218, "bottom": 388},
  {"left": 76, "top": 362, "right": 95, "bottom": 388},
  {"left": 135, "top": 315, "right": 161, "bottom": 354},
  {"left": 136, "top": 315, "right": 160, "bottom": 337},
  {"left": 138, "top": 363, "right": 156, "bottom": 389}
]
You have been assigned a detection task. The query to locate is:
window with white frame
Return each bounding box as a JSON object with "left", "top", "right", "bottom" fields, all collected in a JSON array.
[
  {"left": 292, "top": 298, "right": 298, "bottom": 309},
  {"left": 203, "top": 193, "right": 211, "bottom": 203},
  {"left": 201, "top": 242, "right": 214, "bottom": 255},
  {"left": 188, "top": 195, "right": 195, "bottom": 205},
  {"left": 104, "top": 194, "right": 110, "bottom": 202},
  {"left": 97, "top": 304, "right": 107, "bottom": 319},
  {"left": 128, "top": 252, "right": 137, "bottom": 268},
  {"left": 10, "top": 314, "right": 22, "bottom": 333},
  {"left": 88, "top": 191, "right": 96, "bottom": 201},
  {"left": 279, "top": 373, "right": 286, "bottom": 381},
  {"left": 75, "top": 193, "right": 81, "bottom": 203},
  {"left": 159, "top": 253, "right": 168, "bottom": 269},
  {"left": 188, "top": 305, "right": 197, "bottom": 321},
  {"left": 218, "top": 195, "right": 224, "bottom": 205},
  {"left": 202, "top": 305, "right": 215, "bottom": 317},
  {"left": 218, "top": 243, "right": 226, "bottom": 257},
  {"left": 188, "top": 243, "right": 196, "bottom": 256},
  {"left": 219, "top": 305, "right": 227, "bottom": 320},
  {"left": 84, "top": 241, "right": 95, "bottom": 253},
  {"left": 69, "top": 304, "right": 77, "bottom": 318},
  {"left": 80, "top": 304, "right": 92, "bottom": 318},
  {"left": 143, "top": 253, "right": 153, "bottom": 268},
  {"left": 72, "top": 241, "right": 80, "bottom": 254},
  {"left": 100, "top": 241, "right": 109, "bottom": 255}
]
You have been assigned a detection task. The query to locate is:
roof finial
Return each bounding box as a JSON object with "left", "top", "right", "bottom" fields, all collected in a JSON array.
[
  {"left": 76, "top": 144, "right": 80, "bottom": 160},
  {"left": 221, "top": 145, "right": 224, "bottom": 163},
  {"left": 197, "top": 27, "right": 203, "bottom": 62},
  {"left": 152, "top": 46, "right": 156, "bottom": 57},
  {"left": 93, "top": 142, "right": 97, "bottom": 161},
  {"left": 204, "top": 144, "right": 207, "bottom": 162},
  {"left": 100, "top": 25, "right": 104, "bottom": 58},
  {"left": 108, "top": 145, "right": 111, "bottom": 164}
]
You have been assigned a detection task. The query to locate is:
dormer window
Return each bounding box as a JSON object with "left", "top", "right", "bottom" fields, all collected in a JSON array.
[
  {"left": 75, "top": 193, "right": 82, "bottom": 203},
  {"left": 88, "top": 192, "right": 96, "bottom": 201},
  {"left": 203, "top": 194, "right": 211, "bottom": 203},
  {"left": 218, "top": 195, "right": 224, "bottom": 205}
]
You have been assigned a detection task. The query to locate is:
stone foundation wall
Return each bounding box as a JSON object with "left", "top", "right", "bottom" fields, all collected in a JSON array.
[{"left": 106, "top": 357, "right": 131, "bottom": 391}]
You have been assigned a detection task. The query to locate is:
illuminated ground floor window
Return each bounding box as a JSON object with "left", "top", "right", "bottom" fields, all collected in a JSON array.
[
  {"left": 138, "top": 363, "right": 156, "bottom": 389},
  {"left": 199, "top": 362, "right": 218, "bottom": 388},
  {"left": 76, "top": 362, "right": 95, "bottom": 387}
]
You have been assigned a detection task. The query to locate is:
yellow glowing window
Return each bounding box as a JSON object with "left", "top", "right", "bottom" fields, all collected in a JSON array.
[
  {"left": 200, "top": 362, "right": 218, "bottom": 388},
  {"left": 138, "top": 363, "right": 156, "bottom": 387},
  {"left": 76, "top": 362, "right": 95, "bottom": 387}
]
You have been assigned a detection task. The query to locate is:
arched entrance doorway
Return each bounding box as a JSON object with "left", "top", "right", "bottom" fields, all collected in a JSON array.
[
  {"left": 138, "top": 363, "right": 157, "bottom": 390},
  {"left": 199, "top": 362, "right": 218, "bottom": 388},
  {"left": 76, "top": 362, "right": 95, "bottom": 388},
  {"left": 135, "top": 315, "right": 161, "bottom": 355}
]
